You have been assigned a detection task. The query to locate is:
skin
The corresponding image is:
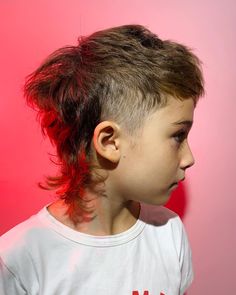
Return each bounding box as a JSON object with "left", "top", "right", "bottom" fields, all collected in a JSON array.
[{"left": 48, "top": 96, "right": 195, "bottom": 236}]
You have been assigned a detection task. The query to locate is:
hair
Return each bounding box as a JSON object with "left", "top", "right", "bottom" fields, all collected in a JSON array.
[{"left": 24, "top": 24, "right": 204, "bottom": 218}]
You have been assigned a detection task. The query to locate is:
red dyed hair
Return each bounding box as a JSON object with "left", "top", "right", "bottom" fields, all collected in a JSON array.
[{"left": 24, "top": 24, "right": 204, "bottom": 217}]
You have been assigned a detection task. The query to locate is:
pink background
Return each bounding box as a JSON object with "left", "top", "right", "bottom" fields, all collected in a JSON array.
[{"left": 0, "top": 0, "right": 235, "bottom": 293}]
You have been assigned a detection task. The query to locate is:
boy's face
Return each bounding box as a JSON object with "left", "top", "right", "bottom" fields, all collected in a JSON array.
[{"left": 112, "top": 96, "right": 195, "bottom": 206}]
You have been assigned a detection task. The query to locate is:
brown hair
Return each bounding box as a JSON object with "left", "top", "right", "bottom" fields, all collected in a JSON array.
[{"left": 24, "top": 24, "right": 204, "bottom": 215}]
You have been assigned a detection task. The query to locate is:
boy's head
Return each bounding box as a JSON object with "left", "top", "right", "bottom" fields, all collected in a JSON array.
[{"left": 24, "top": 24, "right": 204, "bottom": 210}]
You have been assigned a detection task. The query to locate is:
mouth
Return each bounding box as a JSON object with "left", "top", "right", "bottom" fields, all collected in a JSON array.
[
  {"left": 169, "top": 177, "right": 185, "bottom": 190},
  {"left": 169, "top": 175, "right": 185, "bottom": 188},
  {"left": 169, "top": 182, "right": 178, "bottom": 189}
]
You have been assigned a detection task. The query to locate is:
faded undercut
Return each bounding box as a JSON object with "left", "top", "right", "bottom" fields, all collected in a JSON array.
[{"left": 24, "top": 24, "right": 204, "bottom": 215}]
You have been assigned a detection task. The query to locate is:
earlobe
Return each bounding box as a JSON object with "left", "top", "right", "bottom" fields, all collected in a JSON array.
[{"left": 93, "top": 121, "right": 121, "bottom": 163}]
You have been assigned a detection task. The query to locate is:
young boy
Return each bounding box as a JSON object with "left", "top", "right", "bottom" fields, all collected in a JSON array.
[{"left": 0, "top": 24, "right": 204, "bottom": 295}]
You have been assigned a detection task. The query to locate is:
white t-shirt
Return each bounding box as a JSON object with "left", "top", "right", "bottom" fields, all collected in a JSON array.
[{"left": 0, "top": 203, "right": 193, "bottom": 295}]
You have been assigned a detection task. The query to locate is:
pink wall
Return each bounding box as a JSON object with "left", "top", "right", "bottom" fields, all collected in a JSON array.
[{"left": 0, "top": 0, "right": 235, "bottom": 293}]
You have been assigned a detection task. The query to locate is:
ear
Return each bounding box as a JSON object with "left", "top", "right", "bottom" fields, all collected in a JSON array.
[{"left": 93, "top": 121, "right": 121, "bottom": 163}]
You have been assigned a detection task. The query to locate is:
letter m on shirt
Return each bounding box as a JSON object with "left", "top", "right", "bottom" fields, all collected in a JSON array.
[{"left": 132, "top": 292, "right": 165, "bottom": 295}]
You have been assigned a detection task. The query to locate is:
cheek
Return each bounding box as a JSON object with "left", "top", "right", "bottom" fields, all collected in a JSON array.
[
  {"left": 147, "top": 147, "right": 180, "bottom": 181},
  {"left": 121, "top": 138, "right": 178, "bottom": 175},
  {"left": 128, "top": 148, "right": 176, "bottom": 183}
]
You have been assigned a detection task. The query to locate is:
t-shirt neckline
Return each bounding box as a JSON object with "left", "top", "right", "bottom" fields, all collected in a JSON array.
[{"left": 37, "top": 203, "right": 147, "bottom": 247}]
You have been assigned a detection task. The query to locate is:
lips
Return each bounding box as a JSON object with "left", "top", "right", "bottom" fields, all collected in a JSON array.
[
  {"left": 169, "top": 182, "right": 178, "bottom": 188},
  {"left": 169, "top": 177, "right": 185, "bottom": 189}
]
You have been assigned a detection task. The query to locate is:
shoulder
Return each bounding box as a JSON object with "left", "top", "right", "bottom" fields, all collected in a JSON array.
[
  {"left": 0, "top": 208, "right": 50, "bottom": 292},
  {"left": 139, "top": 203, "right": 186, "bottom": 247},
  {"left": 1, "top": 209, "right": 43, "bottom": 246},
  {"left": 0, "top": 206, "right": 51, "bottom": 267}
]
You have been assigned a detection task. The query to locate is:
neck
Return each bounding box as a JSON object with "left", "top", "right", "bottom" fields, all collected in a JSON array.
[
  {"left": 91, "top": 198, "right": 140, "bottom": 235},
  {"left": 48, "top": 187, "right": 140, "bottom": 236}
]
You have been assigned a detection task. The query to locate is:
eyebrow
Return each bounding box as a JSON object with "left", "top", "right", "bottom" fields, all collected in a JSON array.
[{"left": 171, "top": 120, "right": 193, "bottom": 127}]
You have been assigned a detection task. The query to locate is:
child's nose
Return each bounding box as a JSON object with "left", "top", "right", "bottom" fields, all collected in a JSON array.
[{"left": 180, "top": 141, "right": 195, "bottom": 170}]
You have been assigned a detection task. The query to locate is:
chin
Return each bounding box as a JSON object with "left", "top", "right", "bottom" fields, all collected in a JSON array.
[{"left": 146, "top": 193, "right": 171, "bottom": 206}]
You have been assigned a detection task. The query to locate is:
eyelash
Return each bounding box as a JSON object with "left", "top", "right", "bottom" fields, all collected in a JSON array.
[{"left": 173, "top": 130, "right": 188, "bottom": 144}]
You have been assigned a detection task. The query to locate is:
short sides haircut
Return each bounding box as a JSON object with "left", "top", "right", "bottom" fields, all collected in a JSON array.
[{"left": 24, "top": 24, "right": 204, "bottom": 212}]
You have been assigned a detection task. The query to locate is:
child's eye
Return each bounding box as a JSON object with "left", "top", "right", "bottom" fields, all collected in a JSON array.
[{"left": 173, "top": 130, "right": 187, "bottom": 144}]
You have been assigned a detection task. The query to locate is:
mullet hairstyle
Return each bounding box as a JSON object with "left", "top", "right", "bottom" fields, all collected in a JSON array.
[{"left": 24, "top": 24, "right": 204, "bottom": 217}]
